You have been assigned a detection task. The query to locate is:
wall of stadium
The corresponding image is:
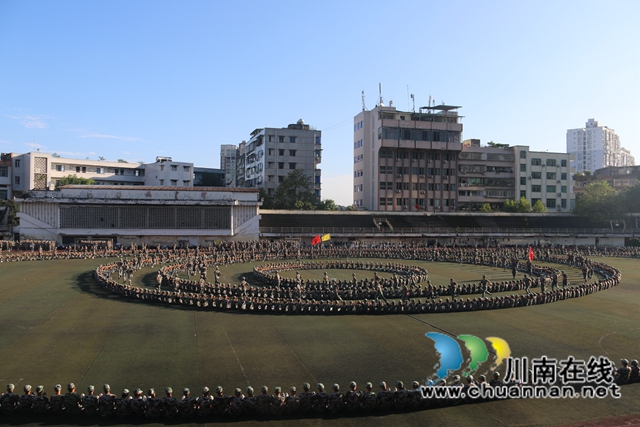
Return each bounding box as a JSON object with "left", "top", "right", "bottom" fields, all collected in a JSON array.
[{"left": 16, "top": 186, "right": 261, "bottom": 245}]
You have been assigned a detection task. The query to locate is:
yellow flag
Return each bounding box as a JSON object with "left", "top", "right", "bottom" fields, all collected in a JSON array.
[{"left": 321, "top": 233, "right": 331, "bottom": 242}]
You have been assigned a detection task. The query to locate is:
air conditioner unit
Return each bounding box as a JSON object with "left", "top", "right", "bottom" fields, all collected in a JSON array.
[
  {"left": 429, "top": 175, "right": 434, "bottom": 178},
  {"left": 428, "top": 159, "right": 432, "bottom": 163},
  {"left": 412, "top": 159, "right": 416, "bottom": 162},
  {"left": 396, "top": 190, "right": 401, "bottom": 193},
  {"left": 557, "top": 180, "right": 561, "bottom": 183},
  {"left": 557, "top": 193, "right": 562, "bottom": 197},
  {"left": 444, "top": 160, "right": 448, "bottom": 163},
  {"left": 419, "top": 174, "right": 425, "bottom": 178},
  {"left": 420, "top": 190, "right": 426, "bottom": 194},
  {"left": 396, "top": 158, "right": 402, "bottom": 162},
  {"left": 528, "top": 176, "right": 532, "bottom": 180},
  {"left": 396, "top": 174, "right": 402, "bottom": 178}
]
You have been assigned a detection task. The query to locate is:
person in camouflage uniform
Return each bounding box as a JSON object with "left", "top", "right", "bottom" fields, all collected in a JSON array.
[
  {"left": 360, "top": 382, "right": 377, "bottom": 412},
  {"left": 179, "top": 388, "right": 196, "bottom": 418},
  {"left": 228, "top": 388, "right": 245, "bottom": 418},
  {"left": 81, "top": 386, "right": 98, "bottom": 417},
  {"left": 393, "top": 380, "right": 409, "bottom": 411},
  {"left": 212, "top": 385, "right": 229, "bottom": 416},
  {"left": 271, "top": 386, "right": 287, "bottom": 417},
  {"left": 1, "top": 384, "right": 19, "bottom": 415},
  {"left": 328, "top": 383, "right": 344, "bottom": 414},
  {"left": 312, "top": 383, "right": 328, "bottom": 414},
  {"left": 344, "top": 381, "right": 361, "bottom": 412},
  {"left": 129, "top": 388, "right": 146, "bottom": 418},
  {"left": 18, "top": 385, "right": 35, "bottom": 414},
  {"left": 284, "top": 386, "right": 300, "bottom": 415},
  {"left": 631, "top": 360, "right": 639, "bottom": 383},
  {"left": 49, "top": 384, "right": 65, "bottom": 414},
  {"left": 242, "top": 386, "right": 257, "bottom": 417},
  {"left": 409, "top": 381, "right": 425, "bottom": 409},
  {"left": 33, "top": 385, "right": 49, "bottom": 414},
  {"left": 144, "top": 388, "right": 162, "bottom": 419},
  {"left": 63, "top": 383, "right": 82, "bottom": 415},
  {"left": 197, "top": 387, "right": 213, "bottom": 418},
  {"left": 98, "top": 384, "right": 116, "bottom": 417},
  {"left": 161, "top": 387, "right": 179, "bottom": 418},
  {"left": 255, "top": 386, "right": 273, "bottom": 417},
  {"left": 115, "top": 389, "right": 132, "bottom": 418},
  {"left": 615, "top": 359, "right": 632, "bottom": 385},
  {"left": 376, "top": 381, "right": 393, "bottom": 411},
  {"left": 297, "top": 382, "right": 315, "bottom": 414}
]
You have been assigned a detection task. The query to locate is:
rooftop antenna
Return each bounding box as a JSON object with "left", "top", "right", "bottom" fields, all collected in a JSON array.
[
  {"left": 379, "top": 83, "right": 383, "bottom": 106},
  {"left": 361, "top": 90, "right": 366, "bottom": 111},
  {"left": 411, "top": 93, "right": 415, "bottom": 113}
]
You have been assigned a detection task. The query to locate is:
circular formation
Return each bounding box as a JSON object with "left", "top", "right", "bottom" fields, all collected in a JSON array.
[{"left": 91, "top": 243, "right": 622, "bottom": 314}]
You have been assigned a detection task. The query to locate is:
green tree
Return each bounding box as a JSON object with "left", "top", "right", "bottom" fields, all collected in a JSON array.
[
  {"left": 618, "top": 180, "right": 640, "bottom": 213},
  {"left": 504, "top": 197, "right": 532, "bottom": 213},
  {"left": 317, "top": 199, "right": 338, "bottom": 211},
  {"left": 532, "top": 199, "right": 548, "bottom": 213},
  {"left": 270, "top": 170, "right": 317, "bottom": 210},
  {"left": 55, "top": 174, "right": 96, "bottom": 188},
  {"left": 572, "top": 181, "right": 622, "bottom": 222},
  {"left": 480, "top": 203, "right": 492, "bottom": 212},
  {"left": 0, "top": 199, "right": 20, "bottom": 227}
]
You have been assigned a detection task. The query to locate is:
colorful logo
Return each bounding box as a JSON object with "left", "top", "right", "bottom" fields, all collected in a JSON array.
[{"left": 426, "top": 332, "right": 511, "bottom": 381}]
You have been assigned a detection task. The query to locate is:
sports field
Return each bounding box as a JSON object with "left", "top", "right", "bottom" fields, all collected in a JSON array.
[{"left": 0, "top": 255, "right": 638, "bottom": 426}]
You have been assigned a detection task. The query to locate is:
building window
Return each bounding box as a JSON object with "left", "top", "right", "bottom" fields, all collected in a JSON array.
[
  {"left": 159, "top": 179, "right": 164, "bottom": 185},
  {"left": 183, "top": 180, "right": 190, "bottom": 185},
  {"left": 547, "top": 185, "right": 556, "bottom": 193},
  {"left": 531, "top": 185, "right": 541, "bottom": 192},
  {"left": 289, "top": 136, "right": 296, "bottom": 143},
  {"left": 561, "top": 173, "right": 567, "bottom": 180},
  {"left": 278, "top": 136, "right": 284, "bottom": 143},
  {"left": 520, "top": 164, "right": 527, "bottom": 172},
  {"left": 561, "top": 159, "right": 567, "bottom": 167},
  {"left": 171, "top": 180, "right": 178, "bottom": 186},
  {"left": 160, "top": 165, "right": 165, "bottom": 171},
  {"left": 520, "top": 150, "right": 527, "bottom": 159},
  {"left": 183, "top": 166, "right": 190, "bottom": 172},
  {"left": 268, "top": 135, "right": 274, "bottom": 142},
  {"left": 561, "top": 186, "right": 567, "bottom": 193},
  {"left": 289, "top": 163, "right": 296, "bottom": 170},
  {"left": 546, "top": 159, "right": 556, "bottom": 167},
  {"left": 379, "top": 197, "right": 386, "bottom": 206},
  {"left": 547, "top": 199, "right": 556, "bottom": 208},
  {"left": 14, "top": 159, "right": 20, "bottom": 167},
  {"left": 520, "top": 177, "right": 527, "bottom": 185},
  {"left": 278, "top": 176, "right": 284, "bottom": 183},
  {"left": 531, "top": 172, "right": 541, "bottom": 179},
  {"left": 14, "top": 176, "right": 20, "bottom": 185},
  {"left": 316, "top": 136, "right": 321, "bottom": 144},
  {"left": 531, "top": 158, "right": 542, "bottom": 166},
  {"left": 278, "top": 149, "right": 285, "bottom": 156},
  {"left": 0, "top": 166, "right": 8, "bottom": 177},
  {"left": 547, "top": 172, "right": 556, "bottom": 180},
  {"left": 520, "top": 190, "right": 527, "bottom": 198},
  {"left": 289, "top": 150, "right": 296, "bottom": 156},
  {"left": 171, "top": 165, "right": 178, "bottom": 171},
  {"left": 278, "top": 162, "right": 284, "bottom": 169},
  {"left": 134, "top": 169, "right": 144, "bottom": 177}
]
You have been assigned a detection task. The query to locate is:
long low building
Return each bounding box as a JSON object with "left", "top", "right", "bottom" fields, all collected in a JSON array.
[{"left": 16, "top": 185, "right": 260, "bottom": 246}]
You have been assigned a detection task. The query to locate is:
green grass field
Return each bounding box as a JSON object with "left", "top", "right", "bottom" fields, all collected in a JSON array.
[{"left": 0, "top": 255, "right": 638, "bottom": 426}]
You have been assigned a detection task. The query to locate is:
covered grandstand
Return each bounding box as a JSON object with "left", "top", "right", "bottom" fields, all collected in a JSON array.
[{"left": 260, "top": 210, "right": 638, "bottom": 247}]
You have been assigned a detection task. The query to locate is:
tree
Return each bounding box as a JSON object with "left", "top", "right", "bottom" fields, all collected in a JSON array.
[
  {"left": 0, "top": 199, "right": 19, "bottom": 227},
  {"left": 98, "top": 156, "right": 105, "bottom": 161},
  {"left": 532, "top": 200, "right": 548, "bottom": 213},
  {"left": 572, "top": 181, "right": 621, "bottom": 222},
  {"left": 618, "top": 180, "right": 640, "bottom": 213},
  {"left": 270, "top": 170, "right": 317, "bottom": 210},
  {"left": 480, "top": 203, "right": 492, "bottom": 212},
  {"left": 317, "top": 199, "right": 338, "bottom": 211},
  {"left": 117, "top": 159, "right": 128, "bottom": 163},
  {"left": 52, "top": 153, "right": 61, "bottom": 158},
  {"left": 503, "top": 197, "right": 532, "bottom": 213},
  {"left": 55, "top": 174, "right": 96, "bottom": 188}
]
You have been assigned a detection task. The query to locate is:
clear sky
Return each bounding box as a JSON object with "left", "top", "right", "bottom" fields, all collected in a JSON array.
[{"left": 1, "top": 0, "right": 638, "bottom": 205}]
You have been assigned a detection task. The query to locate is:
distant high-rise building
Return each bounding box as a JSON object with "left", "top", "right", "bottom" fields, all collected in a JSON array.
[
  {"left": 220, "top": 144, "right": 238, "bottom": 186},
  {"left": 566, "top": 119, "right": 634, "bottom": 173}
]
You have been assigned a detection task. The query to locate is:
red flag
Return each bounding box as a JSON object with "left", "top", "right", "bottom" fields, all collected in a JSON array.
[
  {"left": 311, "top": 235, "right": 321, "bottom": 246},
  {"left": 529, "top": 246, "right": 534, "bottom": 261}
]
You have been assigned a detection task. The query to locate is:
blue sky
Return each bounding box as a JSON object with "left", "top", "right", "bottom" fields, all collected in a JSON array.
[{"left": 1, "top": 0, "right": 638, "bottom": 205}]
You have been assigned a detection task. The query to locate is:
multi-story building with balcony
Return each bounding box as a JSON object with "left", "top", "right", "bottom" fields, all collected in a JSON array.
[
  {"left": 567, "top": 118, "right": 634, "bottom": 173},
  {"left": 353, "top": 103, "right": 463, "bottom": 211},
  {"left": 220, "top": 144, "right": 238, "bottom": 186},
  {"left": 236, "top": 120, "right": 322, "bottom": 199}
]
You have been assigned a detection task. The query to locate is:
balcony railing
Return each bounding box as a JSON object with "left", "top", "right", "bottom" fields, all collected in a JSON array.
[{"left": 260, "top": 227, "right": 639, "bottom": 236}]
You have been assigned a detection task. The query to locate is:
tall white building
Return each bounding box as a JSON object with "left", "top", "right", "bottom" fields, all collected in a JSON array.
[
  {"left": 236, "top": 120, "right": 322, "bottom": 198},
  {"left": 566, "top": 119, "right": 634, "bottom": 173},
  {"left": 220, "top": 144, "right": 238, "bottom": 186}
]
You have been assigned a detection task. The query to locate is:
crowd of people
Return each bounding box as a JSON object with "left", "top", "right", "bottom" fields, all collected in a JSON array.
[
  {"left": 89, "top": 242, "right": 621, "bottom": 315},
  {"left": 2, "top": 361, "right": 638, "bottom": 420}
]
